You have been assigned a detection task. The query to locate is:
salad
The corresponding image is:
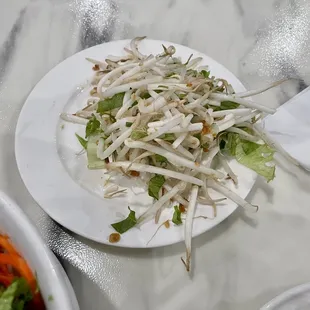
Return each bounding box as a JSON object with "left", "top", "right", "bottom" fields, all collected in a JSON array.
[
  {"left": 0, "top": 234, "right": 45, "bottom": 309},
  {"left": 61, "top": 37, "right": 297, "bottom": 271}
]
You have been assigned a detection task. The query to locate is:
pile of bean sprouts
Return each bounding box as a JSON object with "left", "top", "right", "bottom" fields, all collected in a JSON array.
[{"left": 61, "top": 37, "right": 297, "bottom": 271}]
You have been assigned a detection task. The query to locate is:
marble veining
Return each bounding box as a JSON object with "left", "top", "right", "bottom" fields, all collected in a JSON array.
[{"left": 1, "top": 0, "right": 310, "bottom": 309}]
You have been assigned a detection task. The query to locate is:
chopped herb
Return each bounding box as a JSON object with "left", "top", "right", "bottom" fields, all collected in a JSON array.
[
  {"left": 97, "top": 92, "right": 125, "bottom": 114},
  {"left": 111, "top": 207, "right": 137, "bottom": 234},
  {"left": 131, "top": 101, "right": 138, "bottom": 107},
  {"left": 131, "top": 127, "right": 148, "bottom": 140},
  {"left": 85, "top": 115, "right": 100, "bottom": 138},
  {"left": 159, "top": 133, "right": 175, "bottom": 142},
  {"left": 75, "top": 133, "right": 88, "bottom": 149},
  {"left": 155, "top": 154, "right": 167, "bottom": 164},
  {"left": 148, "top": 175, "right": 165, "bottom": 200},
  {"left": 126, "top": 122, "right": 133, "bottom": 127},
  {"left": 48, "top": 295, "right": 54, "bottom": 302},
  {"left": 201, "top": 70, "right": 210, "bottom": 78},
  {"left": 172, "top": 205, "right": 182, "bottom": 225}
]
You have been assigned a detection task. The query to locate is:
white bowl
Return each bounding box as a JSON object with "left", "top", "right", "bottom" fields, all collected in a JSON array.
[{"left": 0, "top": 191, "right": 79, "bottom": 310}]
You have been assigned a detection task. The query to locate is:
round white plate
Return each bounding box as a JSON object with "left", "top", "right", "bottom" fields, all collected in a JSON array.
[
  {"left": 261, "top": 283, "right": 310, "bottom": 310},
  {"left": 15, "top": 39, "right": 256, "bottom": 248},
  {"left": 0, "top": 191, "right": 79, "bottom": 310}
]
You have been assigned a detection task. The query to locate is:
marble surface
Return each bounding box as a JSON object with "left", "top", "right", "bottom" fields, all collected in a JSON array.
[{"left": 1, "top": 0, "right": 310, "bottom": 309}]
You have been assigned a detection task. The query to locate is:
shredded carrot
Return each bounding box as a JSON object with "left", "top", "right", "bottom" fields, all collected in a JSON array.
[
  {"left": 0, "top": 235, "right": 39, "bottom": 295},
  {"left": 0, "top": 274, "right": 14, "bottom": 286},
  {"left": 0, "top": 235, "right": 20, "bottom": 256}
]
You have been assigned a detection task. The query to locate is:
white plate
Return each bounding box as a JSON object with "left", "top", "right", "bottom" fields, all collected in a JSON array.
[
  {"left": 15, "top": 39, "right": 256, "bottom": 248},
  {"left": 261, "top": 283, "right": 310, "bottom": 310},
  {"left": 0, "top": 191, "right": 79, "bottom": 310}
]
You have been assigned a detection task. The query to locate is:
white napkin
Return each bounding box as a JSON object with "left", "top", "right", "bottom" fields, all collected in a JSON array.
[{"left": 263, "top": 86, "right": 310, "bottom": 171}]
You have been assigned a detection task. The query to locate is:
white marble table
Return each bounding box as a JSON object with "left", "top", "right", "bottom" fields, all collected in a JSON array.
[{"left": 1, "top": 0, "right": 310, "bottom": 309}]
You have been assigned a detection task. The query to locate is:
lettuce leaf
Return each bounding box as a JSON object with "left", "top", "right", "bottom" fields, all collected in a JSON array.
[
  {"left": 225, "top": 133, "right": 275, "bottom": 182},
  {"left": 0, "top": 278, "right": 32, "bottom": 310}
]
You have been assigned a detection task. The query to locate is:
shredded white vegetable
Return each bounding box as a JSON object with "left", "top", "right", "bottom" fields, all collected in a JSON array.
[{"left": 62, "top": 37, "right": 292, "bottom": 272}]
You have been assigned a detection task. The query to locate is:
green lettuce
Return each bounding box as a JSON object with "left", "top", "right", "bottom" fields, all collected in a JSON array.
[
  {"left": 225, "top": 133, "right": 275, "bottom": 182},
  {"left": 0, "top": 278, "right": 32, "bottom": 310},
  {"left": 87, "top": 136, "right": 105, "bottom": 169}
]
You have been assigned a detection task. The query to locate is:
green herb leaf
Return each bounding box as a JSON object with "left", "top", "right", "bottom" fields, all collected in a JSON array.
[
  {"left": 155, "top": 154, "right": 167, "bottom": 164},
  {"left": 75, "top": 133, "right": 88, "bottom": 149},
  {"left": 131, "top": 127, "right": 148, "bottom": 140},
  {"left": 212, "top": 101, "right": 240, "bottom": 111},
  {"left": 85, "top": 115, "right": 100, "bottom": 138},
  {"left": 148, "top": 175, "right": 165, "bottom": 200},
  {"left": 159, "top": 133, "right": 175, "bottom": 142},
  {"left": 48, "top": 295, "right": 54, "bottom": 302},
  {"left": 201, "top": 70, "right": 210, "bottom": 78},
  {"left": 97, "top": 92, "right": 125, "bottom": 114},
  {"left": 111, "top": 207, "right": 137, "bottom": 234},
  {"left": 125, "top": 122, "right": 133, "bottom": 127},
  {"left": 225, "top": 133, "right": 276, "bottom": 182},
  {"left": 172, "top": 205, "right": 182, "bottom": 225}
]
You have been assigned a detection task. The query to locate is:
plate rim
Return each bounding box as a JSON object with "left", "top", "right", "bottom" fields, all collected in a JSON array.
[
  {"left": 261, "top": 282, "right": 310, "bottom": 309},
  {"left": 15, "top": 38, "right": 256, "bottom": 248}
]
